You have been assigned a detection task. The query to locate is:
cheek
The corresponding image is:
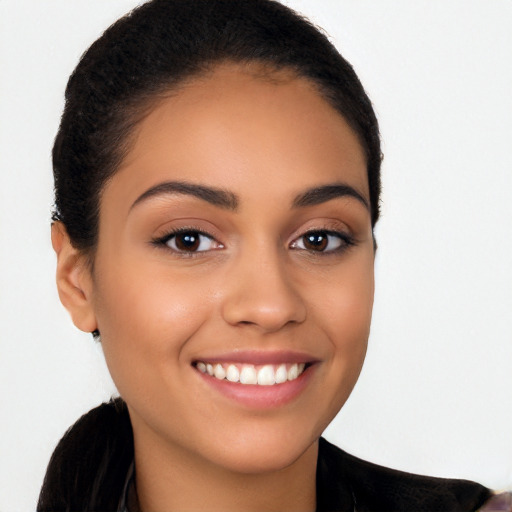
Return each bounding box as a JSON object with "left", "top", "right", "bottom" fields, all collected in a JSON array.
[
  {"left": 92, "top": 257, "right": 213, "bottom": 394},
  {"left": 313, "top": 249, "right": 374, "bottom": 341},
  {"left": 312, "top": 253, "right": 374, "bottom": 394}
]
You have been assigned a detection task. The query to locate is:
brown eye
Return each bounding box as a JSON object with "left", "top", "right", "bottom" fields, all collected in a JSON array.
[
  {"left": 291, "top": 230, "right": 352, "bottom": 254},
  {"left": 174, "top": 232, "right": 200, "bottom": 251},
  {"left": 164, "top": 230, "right": 220, "bottom": 253},
  {"left": 303, "top": 232, "right": 328, "bottom": 251}
]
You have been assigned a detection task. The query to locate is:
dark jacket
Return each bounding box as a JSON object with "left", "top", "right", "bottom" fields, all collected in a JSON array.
[
  {"left": 316, "top": 437, "right": 492, "bottom": 511},
  {"left": 38, "top": 399, "right": 501, "bottom": 512}
]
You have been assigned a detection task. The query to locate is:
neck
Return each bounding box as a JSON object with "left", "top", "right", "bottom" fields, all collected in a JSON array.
[{"left": 132, "top": 428, "right": 318, "bottom": 512}]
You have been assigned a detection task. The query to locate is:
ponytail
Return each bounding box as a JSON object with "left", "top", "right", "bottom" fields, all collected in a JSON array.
[{"left": 37, "top": 398, "right": 133, "bottom": 511}]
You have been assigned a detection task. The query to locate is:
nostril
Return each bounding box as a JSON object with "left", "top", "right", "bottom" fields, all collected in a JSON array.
[{"left": 221, "top": 274, "right": 307, "bottom": 331}]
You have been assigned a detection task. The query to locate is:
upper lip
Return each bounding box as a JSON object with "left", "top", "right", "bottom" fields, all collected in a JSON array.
[{"left": 192, "top": 350, "right": 319, "bottom": 365}]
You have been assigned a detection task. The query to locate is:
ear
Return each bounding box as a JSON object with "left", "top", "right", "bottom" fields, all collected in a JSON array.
[{"left": 51, "top": 222, "right": 98, "bottom": 334}]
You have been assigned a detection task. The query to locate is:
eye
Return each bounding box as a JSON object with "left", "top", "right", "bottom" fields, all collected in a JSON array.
[
  {"left": 291, "top": 230, "right": 354, "bottom": 253},
  {"left": 154, "top": 229, "right": 222, "bottom": 253}
]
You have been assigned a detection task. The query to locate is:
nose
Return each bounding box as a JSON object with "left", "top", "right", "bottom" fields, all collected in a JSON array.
[{"left": 221, "top": 246, "right": 307, "bottom": 333}]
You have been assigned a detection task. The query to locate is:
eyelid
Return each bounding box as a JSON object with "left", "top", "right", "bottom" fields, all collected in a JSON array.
[
  {"left": 151, "top": 226, "right": 224, "bottom": 255},
  {"left": 289, "top": 228, "right": 355, "bottom": 254},
  {"left": 150, "top": 221, "right": 356, "bottom": 257}
]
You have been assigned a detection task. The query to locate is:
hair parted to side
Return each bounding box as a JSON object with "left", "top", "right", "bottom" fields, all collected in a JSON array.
[{"left": 52, "top": 0, "right": 381, "bottom": 258}]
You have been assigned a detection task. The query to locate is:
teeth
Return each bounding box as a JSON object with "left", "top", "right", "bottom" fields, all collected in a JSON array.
[
  {"left": 240, "top": 366, "right": 257, "bottom": 385},
  {"left": 287, "top": 364, "right": 299, "bottom": 381},
  {"left": 214, "top": 364, "right": 226, "bottom": 380},
  {"left": 257, "top": 365, "right": 275, "bottom": 386},
  {"left": 226, "top": 364, "right": 240, "bottom": 382},
  {"left": 275, "top": 364, "right": 287, "bottom": 384},
  {"left": 196, "top": 361, "right": 308, "bottom": 386}
]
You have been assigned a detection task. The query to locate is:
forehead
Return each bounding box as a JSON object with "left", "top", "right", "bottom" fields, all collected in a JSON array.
[{"left": 108, "top": 63, "right": 368, "bottom": 209}]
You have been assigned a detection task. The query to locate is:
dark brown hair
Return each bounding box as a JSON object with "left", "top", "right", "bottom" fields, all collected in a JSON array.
[
  {"left": 51, "top": 0, "right": 381, "bottom": 257},
  {"left": 41, "top": 1, "right": 381, "bottom": 509}
]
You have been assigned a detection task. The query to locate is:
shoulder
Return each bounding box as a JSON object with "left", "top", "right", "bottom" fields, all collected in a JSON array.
[{"left": 317, "top": 437, "right": 493, "bottom": 512}]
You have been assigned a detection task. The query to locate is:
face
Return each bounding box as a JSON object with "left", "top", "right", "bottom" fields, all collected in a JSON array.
[{"left": 87, "top": 64, "right": 374, "bottom": 474}]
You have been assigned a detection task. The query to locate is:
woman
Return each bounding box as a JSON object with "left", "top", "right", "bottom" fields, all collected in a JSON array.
[{"left": 35, "top": 0, "right": 510, "bottom": 510}]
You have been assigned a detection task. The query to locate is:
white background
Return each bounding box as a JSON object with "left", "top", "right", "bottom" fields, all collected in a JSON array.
[{"left": 1, "top": 1, "right": 511, "bottom": 510}]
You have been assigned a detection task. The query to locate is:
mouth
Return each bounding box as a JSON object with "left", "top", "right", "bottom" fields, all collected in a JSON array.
[
  {"left": 191, "top": 353, "right": 317, "bottom": 409},
  {"left": 194, "top": 361, "right": 309, "bottom": 386}
]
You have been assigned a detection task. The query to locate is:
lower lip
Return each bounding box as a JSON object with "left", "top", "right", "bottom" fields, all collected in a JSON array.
[{"left": 195, "top": 365, "right": 315, "bottom": 409}]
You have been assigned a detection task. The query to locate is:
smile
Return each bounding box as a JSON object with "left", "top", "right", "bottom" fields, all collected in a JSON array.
[
  {"left": 194, "top": 361, "right": 307, "bottom": 386},
  {"left": 192, "top": 353, "right": 317, "bottom": 409}
]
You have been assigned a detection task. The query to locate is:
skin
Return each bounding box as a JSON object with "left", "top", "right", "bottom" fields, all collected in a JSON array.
[{"left": 53, "top": 63, "right": 375, "bottom": 512}]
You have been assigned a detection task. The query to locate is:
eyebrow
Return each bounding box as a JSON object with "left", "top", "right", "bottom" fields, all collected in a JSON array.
[
  {"left": 130, "top": 180, "right": 369, "bottom": 213},
  {"left": 130, "top": 181, "right": 239, "bottom": 211},
  {"left": 292, "top": 183, "right": 369, "bottom": 210}
]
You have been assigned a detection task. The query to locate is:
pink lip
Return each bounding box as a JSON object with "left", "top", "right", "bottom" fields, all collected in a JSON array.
[
  {"left": 193, "top": 357, "right": 318, "bottom": 410},
  {"left": 192, "top": 350, "right": 318, "bottom": 365}
]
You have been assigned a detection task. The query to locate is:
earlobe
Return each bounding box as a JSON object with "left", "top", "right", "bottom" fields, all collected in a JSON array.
[{"left": 51, "top": 222, "right": 98, "bottom": 334}]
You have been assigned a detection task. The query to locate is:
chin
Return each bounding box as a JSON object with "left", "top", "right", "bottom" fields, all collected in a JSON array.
[{"left": 195, "top": 425, "right": 320, "bottom": 475}]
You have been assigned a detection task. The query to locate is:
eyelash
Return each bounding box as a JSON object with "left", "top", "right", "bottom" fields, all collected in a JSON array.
[
  {"left": 151, "top": 227, "right": 222, "bottom": 257},
  {"left": 151, "top": 227, "right": 355, "bottom": 257},
  {"left": 289, "top": 230, "right": 355, "bottom": 255}
]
